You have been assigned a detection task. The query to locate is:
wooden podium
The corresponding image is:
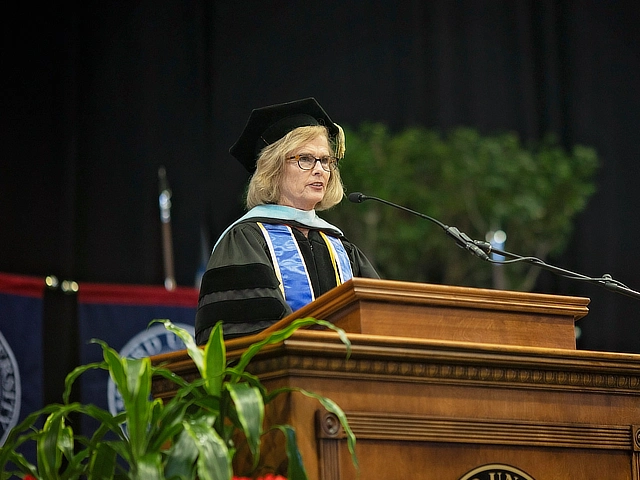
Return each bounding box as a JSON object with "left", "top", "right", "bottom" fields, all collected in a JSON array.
[{"left": 151, "top": 278, "right": 640, "bottom": 480}]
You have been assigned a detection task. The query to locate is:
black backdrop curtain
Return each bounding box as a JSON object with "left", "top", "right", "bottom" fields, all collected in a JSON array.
[{"left": 2, "top": 1, "right": 639, "bottom": 352}]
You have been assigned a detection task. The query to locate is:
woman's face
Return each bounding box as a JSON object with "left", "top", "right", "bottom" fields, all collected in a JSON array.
[{"left": 278, "top": 135, "right": 331, "bottom": 211}]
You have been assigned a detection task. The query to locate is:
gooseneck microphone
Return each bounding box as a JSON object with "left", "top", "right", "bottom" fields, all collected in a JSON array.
[
  {"left": 347, "top": 192, "right": 366, "bottom": 204},
  {"left": 348, "top": 192, "right": 490, "bottom": 261},
  {"left": 348, "top": 191, "right": 640, "bottom": 301}
]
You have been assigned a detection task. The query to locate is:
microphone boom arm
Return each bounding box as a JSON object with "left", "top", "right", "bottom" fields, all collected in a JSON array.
[
  {"left": 348, "top": 191, "right": 640, "bottom": 301},
  {"left": 475, "top": 242, "right": 640, "bottom": 301},
  {"left": 349, "top": 192, "right": 490, "bottom": 261}
]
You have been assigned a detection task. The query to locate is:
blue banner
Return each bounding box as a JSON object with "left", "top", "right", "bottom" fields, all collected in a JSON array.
[
  {"left": 77, "top": 283, "right": 198, "bottom": 435},
  {"left": 0, "top": 273, "right": 44, "bottom": 463}
]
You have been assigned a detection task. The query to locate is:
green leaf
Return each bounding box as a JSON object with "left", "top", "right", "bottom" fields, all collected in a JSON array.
[
  {"left": 133, "top": 452, "right": 163, "bottom": 480},
  {"left": 120, "top": 357, "right": 153, "bottom": 458},
  {"left": 91, "top": 339, "right": 155, "bottom": 461},
  {"left": 63, "top": 361, "right": 105, "bottom": 404},
  {"left": 203, "top": 321, "right": 226, "bottom": 397},
  {"left": 234, "top": 318, "right": 350, "bottom": 377},
  {"left": 272, "top": 425, "right": 308, "bottom": 480},
  {"left": 164, "top": 429, "right": 199, "bottom": 480},
  {"left": 93, "top": 339, "right": 126, "bottom": 390},
  {"left": 151, "top": 365, "right": 192, "bottom": 391},
  {"left": 79, "top": 403, "right": 127, "bottom": 441},
  {"left": 2, "top": 318, "right": 358, "bottom": 480},
  {"left": 60, "top": 446, "right": 91, "bottom": 480},
  {"left": 0, "top": 406, "right": 50, "bottom": 469},
  {"left": 146, "top": 398, "right": 189, "bottom": 454},
  {"left": 57, "top": 424, "right": 75, "bottom": 462},
  {"left": 37, "top": 411, "right": 65, "bottom": 477},
  {"left": 88, "top": 442, "right": 117, "bottom": 480},
  {"left": 292, "top": 388, "right": 358, "bottom": 473},
  {"left": 155, "top": 319, "right": 204, "bottom": 376},
  {"left": 226, "top": 382, "right": 264, "bottom": 465},
  {"left": 183, "top": 418, "right": 232, "bottom": 480}
]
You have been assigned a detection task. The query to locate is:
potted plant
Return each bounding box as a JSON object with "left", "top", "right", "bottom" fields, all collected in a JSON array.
[{"left": 0, "top": 318, "right": 357, "bottom": 480}]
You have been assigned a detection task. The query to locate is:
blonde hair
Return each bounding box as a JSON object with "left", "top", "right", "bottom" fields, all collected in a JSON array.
[{"left": 245, "top": 125, "right": 345, "bottom": 211}]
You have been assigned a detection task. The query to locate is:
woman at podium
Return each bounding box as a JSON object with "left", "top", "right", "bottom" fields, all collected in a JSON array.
[{"left": 195, "top": 98, "right": 379, "bottom": 345}]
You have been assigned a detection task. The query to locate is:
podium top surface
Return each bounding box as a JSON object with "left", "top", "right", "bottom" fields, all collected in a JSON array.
[{"left": 261, "top": 278, "right": 589, "bottom": 350}]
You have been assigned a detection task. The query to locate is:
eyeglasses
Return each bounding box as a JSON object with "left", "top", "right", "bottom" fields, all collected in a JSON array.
[{"left": 288, "top": 154, "right": 338, "bottom": 172}]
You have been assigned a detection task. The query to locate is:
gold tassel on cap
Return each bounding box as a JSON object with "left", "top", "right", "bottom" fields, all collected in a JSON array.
[{"left": 335, "top": 123, "right": 346, "bottom": 159}]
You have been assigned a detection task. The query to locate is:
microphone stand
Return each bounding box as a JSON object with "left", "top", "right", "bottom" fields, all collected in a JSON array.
[
  {"left": 473, "top": 241, "right": 640, "bottom": 301},
  {"left": 348, "top": 192, "right": 491, "bottom": 261},
  {"left": 158, "top": 166, "right": 177, "bottom": 291},
  {"left": 348, "top": 192, "right": 640, "bottom": 301}
]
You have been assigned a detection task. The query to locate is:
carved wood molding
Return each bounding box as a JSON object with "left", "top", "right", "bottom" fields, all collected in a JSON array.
[
  {"left": 152, "top": 331, "right": 640, "bottom": 402},
  {"left": 248, "top": 347, "right": 640, "bottom": 396},
  {"left": 317, "top": 410, "right": 633, "bottom": 451}
]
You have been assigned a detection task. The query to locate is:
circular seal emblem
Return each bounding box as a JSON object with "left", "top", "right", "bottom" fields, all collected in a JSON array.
[
  {"left": 107, "top": 322, "right": 194, "bottom": 416},
  {"left": 0, "top": 330, "right": 21, "bottom": 446},
  {"left": 459, "top": 464, "right": 536, "bottom": 480}
]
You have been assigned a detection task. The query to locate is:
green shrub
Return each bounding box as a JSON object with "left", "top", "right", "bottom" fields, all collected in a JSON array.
[{"left": 327, "top": 124, "right": 599, "bottom": 291}]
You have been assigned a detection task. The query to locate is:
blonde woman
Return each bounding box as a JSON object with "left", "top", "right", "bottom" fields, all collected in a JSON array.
[{"left": 195, "top": 98, "right": 378, "bottom": 345}]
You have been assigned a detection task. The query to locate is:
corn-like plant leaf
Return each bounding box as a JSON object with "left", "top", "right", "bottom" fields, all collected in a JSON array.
[
  {"left": 59, "top": 446, "right": 91, "bottom": 480},
  {"left": 234, "top": 318, "right": 351, "bottom": 378},
  {"left": 146, "top": 398, "right": 190, "bottom": 453},
  {"left": 164, "top": 428, "right": 199, "bottom": 480},
  {"left": 184, "top": 418, "right": 232, "bottom": 480},
  {"left": 155, "top": 319, "right": 204, "bottom": 376},
  {"left": 226, "top": 382, "right": 264, "bottom": 465},
  {"left": 93, "top": 339, "right": 127, "bottom": 391},
  {"left": 1, "top": 319, "right": 358, "bottom": 480},
  {"left": 91, "top": 339, "right": 157, "bottom": 465},
  {"left": 223, "top": 369, "right": 267, "bottom": 398},
  {"left": 152, "top": 364, "right": 192, "bottom": 391},
  {"left": 0, "top": 451, "right": 35, "bottom": 480},
  {"left": 189, "top": 394, "right": 221, "bottom": 416},
  {"left": 88, "top": 442, "right": 117, "bottom": 480},
  {"left": 122, "top": 357, "right": 153, "bottom": 459},
  {"left": 57, "top": 424, "right": 74, "bottom": 463},
  {"left": 160, "top": 320, "right": 226, "bottom": 398},
  {"left": 133, "top": 452, "right": 163, "bottom": 480},
  {"left": 62, "top": 361, "right": 105, "bottom": 404},
  {"left": 272, "top": 425, "right": 308, "bottom": 480},
  {"left": 37, "top": 410, "right": 65, "bottom": 478},
  {"left": 203, "top": 322, "right": 226, "bottom": 397},
  {"left": 0, "top": 407, "right": 50, "bottom": 468},
  {"left": 1, "top": 402, "right": 101, "bottom": 478},
  {"left": 79, "top": 403, "right": 127, "bottom": 442},
  {"left": 293, "top": 387, "right": 358, "bottom": 473}
]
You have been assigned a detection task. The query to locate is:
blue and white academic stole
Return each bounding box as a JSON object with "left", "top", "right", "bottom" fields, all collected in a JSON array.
[{"left": 258, "top": 223, "right": 353, "bottom": 312}]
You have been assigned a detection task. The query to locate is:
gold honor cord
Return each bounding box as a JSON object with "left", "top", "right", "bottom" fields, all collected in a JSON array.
[{"left": 319, "top": 231, "right": 342, "bottom": 285}]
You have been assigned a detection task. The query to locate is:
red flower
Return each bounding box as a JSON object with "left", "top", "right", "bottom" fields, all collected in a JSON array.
[{"left": 24, "top": 475, "right": 38, "bottom": 480}]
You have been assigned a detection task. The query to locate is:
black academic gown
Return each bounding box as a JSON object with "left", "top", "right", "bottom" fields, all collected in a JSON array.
[{"left": 195, "top": 217, "right": 379, "bottom": 345}]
